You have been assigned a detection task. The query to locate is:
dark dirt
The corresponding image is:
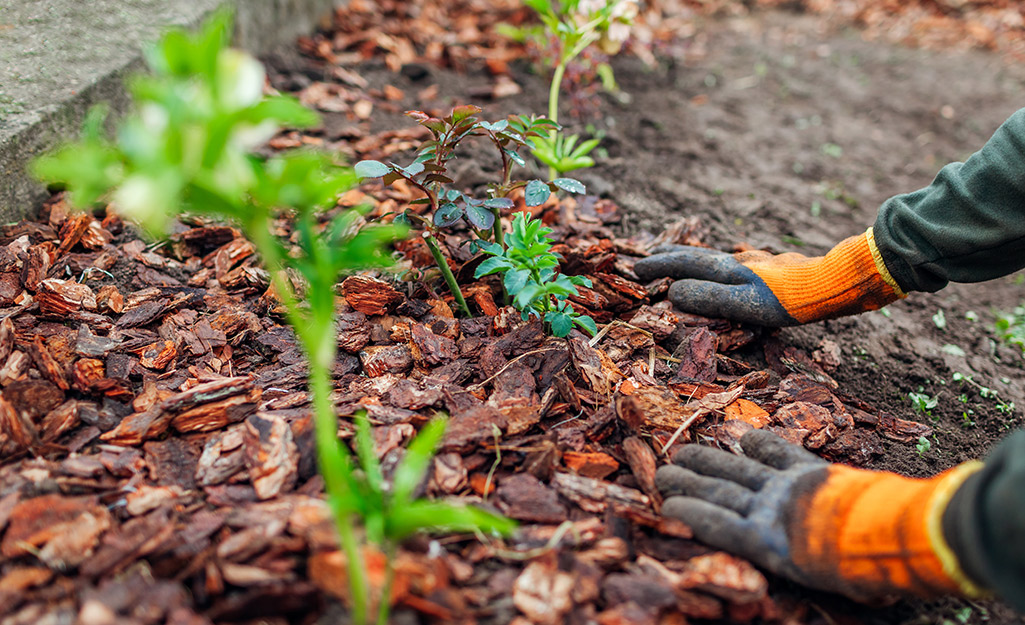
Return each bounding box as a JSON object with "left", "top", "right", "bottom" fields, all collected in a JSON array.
[{"left": 274, "top": 8, "right": 1025, "bottom": 624}]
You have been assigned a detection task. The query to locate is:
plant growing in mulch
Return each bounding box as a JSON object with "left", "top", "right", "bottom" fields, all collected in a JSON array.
[
  {"left": 512, "top": 0, "right": 638, "bottom": 178},
  {"left": 355, "top": 105, "right": 587, "bottom": 316},
  {"left": 32, "top": 12, "right": 513, "bottom": 625},
  {"left": 475, "top": 212, "right": 597, "bottom": 337}
]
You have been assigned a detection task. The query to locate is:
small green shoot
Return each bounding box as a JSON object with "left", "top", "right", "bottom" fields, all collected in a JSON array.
[
  {"left": 932, "top": 308, "right": 947, "bottom": 330},
  {"left": 915, "top": 436, "right": 931, "bottom": 457},
  {"left": 994, "top": 303, "right": 1025, "bottom": 352},
  {"left": 908, "top": 389, "right": 938, "bottom": 416},
  {"left": 474, "top": 212, "right": 597, "bottom": 337}
]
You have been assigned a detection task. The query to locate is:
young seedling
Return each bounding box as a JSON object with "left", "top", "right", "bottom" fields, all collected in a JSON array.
[
  {"left": 952, "top": 372, "right": 1016, "bottom": 417},
  {"left": 907, "top": 389, "right": 938, "bottom": 417},
  {"left": 515, "top": 0, "right": 637, "bottom": 179},
  {"left": 355, "top": 106, "right": 586, "bottom": 315},
  {"left": 474, "top": 212, "right": 597, "bottom": 337},
  {"left": 33, "top": 14, "right": 513, "bottom": 625},
  {"left": 994, "top": 303, "right": 1025, "bottom": 352}
]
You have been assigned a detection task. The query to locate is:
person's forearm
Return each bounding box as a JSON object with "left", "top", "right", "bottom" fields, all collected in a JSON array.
[{"left": 873, "top": 108, "right": 1025, "bottom": 293}]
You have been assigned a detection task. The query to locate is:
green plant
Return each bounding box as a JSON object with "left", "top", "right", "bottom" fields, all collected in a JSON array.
[
  {"left": 908, "top": 389, "right": 938, "bottom": 416},
  {"left": 516, "top": 0, "right": 636, "bottom": 179},
  {"left": 33, "top": 14, "right": 512, "bottom": 625},
  {"left": 474, "top": 212, "right": 597, "bottom": 337},
  {"left": 349, "top": 414, "right": 516, "bottom": 620},
  {"left": 952, "top": 372, "right": 1016, "bottom": 417},
  {"left": 915, "top": 436, "right": 932, "bottom": 457},
  {"left": 994, "top": 303, "right": 1025, "bottom": 352},
  {"left": 355, "top": 107, "right": 586, "bottom": 315}
]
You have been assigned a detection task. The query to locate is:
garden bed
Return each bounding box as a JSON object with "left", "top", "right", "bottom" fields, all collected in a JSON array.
[{"left": 2, "top": 2, "right": 1025, "bottom": 625}]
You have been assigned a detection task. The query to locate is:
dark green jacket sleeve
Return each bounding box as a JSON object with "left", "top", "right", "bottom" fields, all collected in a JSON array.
[
  {"left": 873, "top": 108, "right": 1025, "bottom": 293},
  {"left": 942, "top": 430, "right": 1025, "bottom": 611}
]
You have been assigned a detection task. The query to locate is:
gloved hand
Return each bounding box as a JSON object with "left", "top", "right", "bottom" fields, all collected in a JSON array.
[
  {"left": 656, "top": 429, "right": 988, "bottom": 603},
  {"left": 634, "top": 229, "right": 905, "bottom": 326}
]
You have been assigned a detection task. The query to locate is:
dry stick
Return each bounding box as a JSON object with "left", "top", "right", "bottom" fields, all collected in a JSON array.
[{"left": 659, "top": 384, "right": 703, "bottom": 455}]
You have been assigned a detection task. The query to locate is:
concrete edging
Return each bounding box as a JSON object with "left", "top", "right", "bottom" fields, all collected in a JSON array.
[{"left": 0, "top": 0, "right": 344, "bottom": 223}]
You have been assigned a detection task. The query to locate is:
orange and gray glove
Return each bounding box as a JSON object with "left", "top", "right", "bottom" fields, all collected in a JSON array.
[
  {"left": 656, "top": 429, "right": 1025, "bottom": 608},
  {"left": 633, "top": 229, "right": 905, "bottom": 326}
]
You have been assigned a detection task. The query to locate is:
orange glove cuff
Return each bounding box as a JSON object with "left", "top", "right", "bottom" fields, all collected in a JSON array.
[
  {"left": 791, "top": 461, "right": 986, "bottom": 599},
  {"left": 739, "top": 229, "right": 906, "bottom": 323}
]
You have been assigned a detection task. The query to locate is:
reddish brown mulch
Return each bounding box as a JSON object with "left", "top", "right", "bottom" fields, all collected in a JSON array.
[{"left": 3, "top": 2, "right": 1025, "bottom": 625}]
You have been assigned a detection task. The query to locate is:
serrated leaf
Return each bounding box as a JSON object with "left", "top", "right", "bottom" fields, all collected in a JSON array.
[
  {"left": 574, "top": 315, "right": 598, "bottom": 337},
  {"left": 503, "top": 268, "right": 530, "bottom": 295},
  {"left": 553, "top": 177, "right": 586, "bottom": 194},
  {"left": 483, "top": 197, "right": 515, "bottom": 209},
  {"left": 524, "top": 179, "right": 550, "bottom": 207},
  {"left": 548, "top": 312, "right": 573, "bottom": 337},
  {"left": 474, "top": 256, "right": 514, "bottom": 278},
  {"left": 514, "top": 283, "right": 544, "bottom": 309},
  {"left": 355, "top": 160, "right": 390, "bottom": 179},
  {"left": 464, "top": 203, "right": 495, "bottom": 230},
  {"left": 434, "top": 203, "right": 463, "bottom": 227}
]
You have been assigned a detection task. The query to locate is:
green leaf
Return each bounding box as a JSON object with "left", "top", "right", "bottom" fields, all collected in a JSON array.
[
  {"left": 574, "top": 315, "right": 598, "bottom": 337},
  {"left": 483, "top": 197, "right": 515, "bottom": 209},
  {"left": 548, "top": 312, "right": 572, "bottom": 337},
  {"left": 553, "top": 177, "right": 586, "bottom": 194},
  {"left": 354, "top": 413, "right": 384, "bottom": 496},
  {"left": 355, "top": 160, "right": 391, "bottom": 179},
  {"left": 514, "top": 283, "right": 544, "bottom": 309},
  {"left": 479, "top": 241, "right": 504, "bottom": 256},
  {"left": 465, "top": 202, "right": 495, "bottom": 230},
  {"left": 392, "top": 418, "right": 447, "bottom": 506},
  {"left": 434, "top": 203, "right": 463, "bottom": 227},
  {"left": 505, "top": 148, "right": 527, "bottom": 167},
  {"left": 524, "top": 179, "right": 551, "bottom": 207},
  {"left": 452, "top": 104, "right": 482, "bottom": 124},
  {"left": 474, "top": 256, "right": 514, "bottom": 278},
  {"left": 385, "top": 500, "right": 516, "bottom": 542},
  {"left": 503, "top": 268, "right": 530, "bottom": 294}
]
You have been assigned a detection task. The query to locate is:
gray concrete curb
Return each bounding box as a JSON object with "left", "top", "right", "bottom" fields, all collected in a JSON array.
[{"left": 0, "top": 0, "right": 343, "bottom": 223}]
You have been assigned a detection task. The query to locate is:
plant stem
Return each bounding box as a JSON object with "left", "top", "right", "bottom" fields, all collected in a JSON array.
[
  {"left": 310, "top": 355, "right": 368, "bottom": 625},
  {"left": 489, "top": 207, "right": 505, "bottom": 248},
  {"left": 376, "top": 543, "right": 398, "bottom": 625},
  {"left": 423, "top": 232, "right": 471, "bottom": 317},
  {"left": 546, "top": 61, "right": 567, "bottom": 181},
  {"left": 247, "top": 214, "right": 369, "bottom": 625}
]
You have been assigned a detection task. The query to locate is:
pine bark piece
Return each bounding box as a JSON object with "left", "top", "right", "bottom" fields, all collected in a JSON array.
[
  {"left": 409, "top": 323, "right": 459, "bottom": 366},
  {"left": 678, "top": 552, "right": 769, "bottom": 605},
  {"left": 0, "top": 317, "right": 13, "bottom": 363},
  {"left": 513, "top": 556, "right": 577, "bottom": 625},
  {"left": 877, "top": 413, "right": 933, "bottom": 443},
  {"left": 36, "top": 279, "right": 97, "bottom": 316},
  {"left": 627, "top": 305, "right": 680, "bottom": 341},
  {"left": 170, "top": 390, "right": 261, "bottom": 434},
  {"left": 100, "top": 406, "right": 172, "bottom": 446},
  {"left": 138, "top": 340, "right": 177, "bottom": 370},
  {"left": 495, "top": 473, "right": 568, "bottom": 524},
  {"left": 243, "top": 412, "right": 299, "bottom": 500},
  {"left": 196, "top": 425, "right": 248, "bottom": 487},
  {"left": 39, "top": 399, "right": 81, "bottom": 443},
  {"left": 359, "top": 344, "right": 413, "bottom": 377},
  {"left": 563, "top": 451, "right": 619, "bottom": 480},
  {"left": 594, "top": 272, "right": 648, "bottom": 301},
  {"left": 569, "top": 336, "right": 623, "bottom": 398},
  {"left": 487, "top": 362, "right": 541, "bottom": 435},
  {"left": 0, "top": 494, "right": 110, "bottom": 561},
  {"left": 616, "top": 386, "right": 697, "bottom": 434},
  {"left": 670, "top": 326, "right": 718, "bottom": 383},
  {"left": 622, "top": 437, "right": 660, "bottom": 507},
  {"left": 723, "top": 399, "right": 770, "bottom": 428},
  {"left": 336, "top": 311, "right": 371, "bottom": 354},
  {"left": 74, "top": 325, "right": 121, "bottom": 358},
  {"left": 28, "top": 335, "right": 69, "bottom": 390},
  {"left": 551, "top": 472, "right": 649, "bottom": 514},
  {"left": 341, "top": 275, "right": 403, "bottom": 315}
]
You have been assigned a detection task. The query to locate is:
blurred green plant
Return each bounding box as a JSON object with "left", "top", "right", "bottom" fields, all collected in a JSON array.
[
  {"left": 474, "top": 212, "right": 596, "bottom": 337},
  {"left": 994, "top": 303, "right": 1025, "bottom": 352},
  {"left": 33, "top": 12, "right": 513, "bottom": 625},
  {"left": 508, "top": 0, "right": 636, "bottom": 178},
  {"left": 355, "top": 106, "right": 585, "bottom": 314}
]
